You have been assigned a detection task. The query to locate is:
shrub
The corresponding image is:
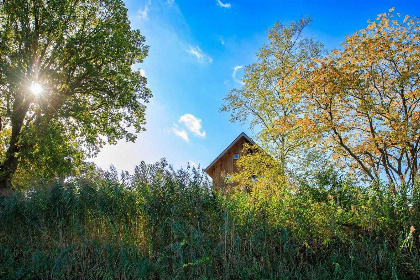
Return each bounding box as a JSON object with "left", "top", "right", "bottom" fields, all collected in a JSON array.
[{"left": 0, "top": 160, "right": 419, "bottom": 279}]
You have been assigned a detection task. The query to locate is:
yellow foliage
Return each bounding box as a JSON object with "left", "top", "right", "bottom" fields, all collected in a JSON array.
[{"left": 304, "top": 9, "right": 420, "bottom": 188}]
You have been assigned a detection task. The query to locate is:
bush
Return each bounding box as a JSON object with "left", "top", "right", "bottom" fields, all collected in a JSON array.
[{"left": 0, "top": 160, "right": 419, "bottom": 279}]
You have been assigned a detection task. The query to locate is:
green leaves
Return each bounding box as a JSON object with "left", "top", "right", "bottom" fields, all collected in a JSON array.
[
  {"left": 223, "top": 10, "right": 420, "bottom": 190},
  {"left": 221, "top": 17, "right": 324, "bottom": 182},
  {"left": 0, "top": 0, "right": 151, "bottom": 186},
  {"left": 14, "top": 119, "right": 84, "bottom": 187}
]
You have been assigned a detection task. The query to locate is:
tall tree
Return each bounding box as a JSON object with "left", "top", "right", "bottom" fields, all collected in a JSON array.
[
  {"left": 305, "top": 9, "right": 420, "bottom": 190},
  {"left": 0, "top": 0, "right": 151, "bottom": 190},
  {"left": 221, "top": 18, "right": 323, "bottom": 179}
]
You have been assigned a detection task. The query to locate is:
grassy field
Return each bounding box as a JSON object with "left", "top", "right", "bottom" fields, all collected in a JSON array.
[{"left": 1, "top": 161, "right": 419, "bottom": 279}]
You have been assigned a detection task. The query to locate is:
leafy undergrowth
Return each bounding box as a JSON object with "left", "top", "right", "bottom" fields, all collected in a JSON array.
[{"left": 1, "top": 160, "right": 419, "bottom": 279}]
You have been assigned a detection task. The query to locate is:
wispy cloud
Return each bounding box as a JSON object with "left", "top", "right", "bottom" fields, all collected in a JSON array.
[
  {"left": 165, "top": 0, "right": 174, "bottom": 5},
  {"left": 232, "top": 65, "right": 244, "bottom": 85},
  {"left": 186, "top": 46, "right": 213, "bottom": 64},
  {"left": 172, "top": 124, "right": 189, "bottom": 142},
  {"left": 217, "top": 0, "right": 231, "bottom": 8},
  {"left": 138, "top": 0, "right": 151, "bottom": 20},
  {"left": 179, "top": 114, "right": 206, "bottom": 137}
]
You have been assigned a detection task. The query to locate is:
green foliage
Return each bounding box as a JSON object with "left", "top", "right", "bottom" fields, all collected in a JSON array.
[
  {"left": 0, "top": 161, "right": 419, "bottom": 279},
  {"left": 12, "top": 119, "right": 85, "bottom": 187},
  {"left": 221, "top": 17, "right": 324, "bottom": 178},
  {"left": 218, "top": 12, "right": 420, "bottom": 278},
  {"left": 0, "top": 0, "right": 151, "bottom": 186},
  {"left": 222, "top": 11, "right": 420, "bottom": 190},
  {"left": 228, "top": 143, "right": 286, "bottom": 190}
]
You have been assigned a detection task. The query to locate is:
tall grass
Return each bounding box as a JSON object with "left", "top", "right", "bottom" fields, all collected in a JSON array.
[{"left": 0, "top": 160, "right": 419, "bottom": 279}]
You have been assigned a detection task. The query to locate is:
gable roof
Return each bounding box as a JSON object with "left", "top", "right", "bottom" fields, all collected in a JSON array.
[{"left": 204, "top": 132, "right": 255, "bottom": 173}]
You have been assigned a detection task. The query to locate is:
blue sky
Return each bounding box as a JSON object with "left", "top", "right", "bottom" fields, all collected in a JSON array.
[{"left": 93, "top": 0, "right": 420, "bottom": 173}]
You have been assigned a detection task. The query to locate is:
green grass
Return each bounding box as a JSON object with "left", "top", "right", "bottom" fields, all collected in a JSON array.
[{"left": 0, "top": 161, "right": 419, "bottom": 279}]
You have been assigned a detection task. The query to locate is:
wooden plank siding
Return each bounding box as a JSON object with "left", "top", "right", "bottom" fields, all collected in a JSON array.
[{"left": 205, "top": 133, "right": 253, "bottom": 191}]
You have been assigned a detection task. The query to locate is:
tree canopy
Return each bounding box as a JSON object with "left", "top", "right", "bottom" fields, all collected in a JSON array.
[
  {"left": 223, "top": 9, "right": 420, "bottom": 191},
  {"left": 221, "top": 17, "right": 323, "bottom": 180},
  {"left": 304, "top": 9, "right": 420, "bottom": 189},
  {"left": 0, "top": 0, "right": 151, "bottom": 189}
]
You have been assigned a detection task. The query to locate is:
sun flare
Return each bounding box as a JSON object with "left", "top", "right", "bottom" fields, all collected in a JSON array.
[{"left": 30, "top": 82, "right": 43, "bottom": 96}]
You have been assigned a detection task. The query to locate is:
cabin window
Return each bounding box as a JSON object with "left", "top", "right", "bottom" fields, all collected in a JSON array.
[{"left": 234, "top": 154, "right": 240, "bottom": 159}]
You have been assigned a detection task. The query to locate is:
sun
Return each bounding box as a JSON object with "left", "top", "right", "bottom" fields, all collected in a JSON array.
[{"left": 30, "top": 82, "right": 43, "bottom": 96}]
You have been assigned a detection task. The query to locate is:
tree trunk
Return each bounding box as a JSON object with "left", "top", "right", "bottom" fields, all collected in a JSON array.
[
  {"left": 0, "top": 180, "right": 13, "bottom": 196},
  {"left": 0, "top": 93, "right": 30, "bottom": 194},
  {"left": 0, "top": 143, "right": 20, "bottom": 193}
]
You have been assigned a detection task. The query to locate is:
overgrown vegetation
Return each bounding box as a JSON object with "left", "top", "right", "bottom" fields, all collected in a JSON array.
[
  {"left": 1, "top": 160, "right": 419, "bottom": 279},
  {"left": 0, "top": 3, "right": 419, "bottom": 279}
]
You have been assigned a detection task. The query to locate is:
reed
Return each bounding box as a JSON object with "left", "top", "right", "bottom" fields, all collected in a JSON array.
[{"left": 0, "top": 160, "right": 419, "bottom": 279}]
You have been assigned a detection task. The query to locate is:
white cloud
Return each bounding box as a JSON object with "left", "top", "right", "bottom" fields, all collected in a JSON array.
[
  {"left": 217, "top": 0, "right": 231, "bottom": 8},
  {"left": 232, "top": 65, "right": 244, "bottom": 85},
  {"left": 139, "top": 69, "right": 147, "bottom": 78},
  {"left": 138, "top": 0, "right": 151, "bottom": 20},
  {"left": 218, "top": 36, "right": 225, "bottom": 46},
  {"left": 165, "top": 0, "right": 174, "bottom": 5},
  {"left": 179, "top": 114, "right": 206, "bottom": 137},
  {"left": 172, "top": 124, "right": 189, "bottom": 142},
  {"left": 186, "top": 45, "right": 213, "bottom": 64}
]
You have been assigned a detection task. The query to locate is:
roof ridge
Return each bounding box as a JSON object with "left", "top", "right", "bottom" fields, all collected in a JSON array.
[{"left": 204, "top": 132, "right": 254, "bottom": 173}]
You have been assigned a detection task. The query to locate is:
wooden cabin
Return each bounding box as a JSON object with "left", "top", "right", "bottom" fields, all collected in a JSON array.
[{"left": 204, "top": 132, "right": 255, "bottom": 190}]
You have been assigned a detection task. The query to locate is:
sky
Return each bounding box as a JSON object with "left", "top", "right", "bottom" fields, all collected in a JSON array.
[{"left": 92, "top": 0, "right": 420, "bottom": 173}]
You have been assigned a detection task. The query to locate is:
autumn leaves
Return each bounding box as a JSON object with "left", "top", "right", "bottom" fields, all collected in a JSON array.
[{"left": 223, "top": 9, "right": 420, "bottom": 189}]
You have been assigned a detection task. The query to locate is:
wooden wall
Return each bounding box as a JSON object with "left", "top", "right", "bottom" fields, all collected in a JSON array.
[{"left": 209, "top": 137, "right": 249, "bottom": 191}]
